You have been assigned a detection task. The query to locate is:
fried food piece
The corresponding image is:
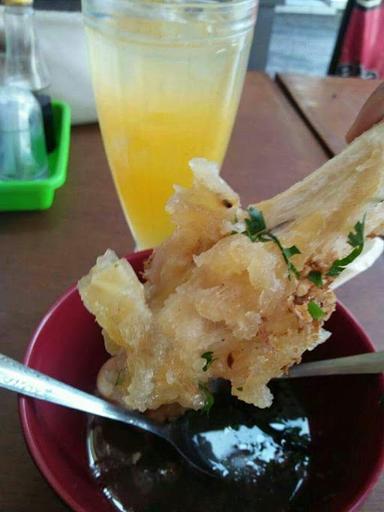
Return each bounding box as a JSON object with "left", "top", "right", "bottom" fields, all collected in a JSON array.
[{"left": 79, "top": 124, "right": 384, "bottom": 413}]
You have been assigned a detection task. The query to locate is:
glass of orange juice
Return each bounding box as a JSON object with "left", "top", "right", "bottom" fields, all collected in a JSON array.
[{"left": 82, "top": 0, "right": 258, "bottom": 250}]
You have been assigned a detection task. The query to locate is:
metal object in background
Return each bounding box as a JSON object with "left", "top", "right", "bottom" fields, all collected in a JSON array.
[{"left": 249, "top": 0, "right": 280, "bottom": 70}]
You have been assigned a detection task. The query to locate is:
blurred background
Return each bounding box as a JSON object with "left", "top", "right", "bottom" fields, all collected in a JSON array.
[
  {"left": 264, "top": 0, "right": 345, "bottom": 75},
  {"left": 1, "top": 0, "right": 347, "bottom": 75},
  {"left": 249, "top": 0, "right": 347, "bottom": 75},
  {"left": 2, "top": 0, "right": 381, "bottom": 124}
]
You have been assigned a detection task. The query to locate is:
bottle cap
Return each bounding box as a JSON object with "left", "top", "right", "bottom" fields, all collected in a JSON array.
[{"left": 4, "top": 0, "right": 33, "bottom": 5}]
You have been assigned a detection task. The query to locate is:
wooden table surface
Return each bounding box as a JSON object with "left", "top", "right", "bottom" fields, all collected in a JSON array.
[
  {"left": 1, "top": 71, "right": 383, "bottom": 511},
  {"left": 276, "top": 73, "right": 382, "bottom": 156}
]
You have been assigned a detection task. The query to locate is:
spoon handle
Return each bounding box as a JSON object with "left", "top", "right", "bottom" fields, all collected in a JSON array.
[
  {"left": 287, "top": 351, "right": 384, "bottom": 378},
  {"left": 0, "top": 353, "right": 165, "bottom": 437}
]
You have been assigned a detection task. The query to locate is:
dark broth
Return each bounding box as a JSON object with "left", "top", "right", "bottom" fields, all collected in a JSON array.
[{"left": 87, "top": 381, "right": 312, "bottom": 512}]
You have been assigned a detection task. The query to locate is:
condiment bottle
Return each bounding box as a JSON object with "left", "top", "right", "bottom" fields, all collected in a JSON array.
[
  {"left": 4, "top": 0, "right": 56, "bottom": 152},
  {"left": 0, "top": 85, "right": 49, "bottom": 181}
]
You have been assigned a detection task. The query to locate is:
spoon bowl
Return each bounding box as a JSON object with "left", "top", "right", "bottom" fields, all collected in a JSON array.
[
  {"left": 17, "top": 250, "right": 384, "bottom": 512},
  {"left": 3, "top": 346, "right": 383, "bottom": 482},
  {"left": 0, "top": 351, "right": 223, "bottom": 479}
]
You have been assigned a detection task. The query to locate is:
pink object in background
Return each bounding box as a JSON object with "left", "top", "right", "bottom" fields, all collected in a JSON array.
[{"left": 330, "top": 0, "right": 384, "bottom": 78}]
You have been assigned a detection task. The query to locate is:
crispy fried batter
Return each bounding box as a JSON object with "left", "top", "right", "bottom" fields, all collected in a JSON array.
[{"left": 79, "top": 125, "right": 384, "bottom": 413}]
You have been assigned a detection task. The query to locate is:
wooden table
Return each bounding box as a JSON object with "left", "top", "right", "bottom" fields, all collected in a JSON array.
[
  {"left": 276, "top": 73, "right": 382, "bottom": 156},
  {"left": 1, "top": 72, "right": 382, "bottom": 511}
]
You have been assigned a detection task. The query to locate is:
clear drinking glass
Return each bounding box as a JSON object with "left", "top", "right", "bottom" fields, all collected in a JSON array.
[{"left": 82, "top": 0, "right": 258, "bottom": 249}]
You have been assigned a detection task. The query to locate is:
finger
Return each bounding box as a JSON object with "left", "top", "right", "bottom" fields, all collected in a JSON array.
[{"left": 346, "top": 82, "right": 384, "bottom": 143}]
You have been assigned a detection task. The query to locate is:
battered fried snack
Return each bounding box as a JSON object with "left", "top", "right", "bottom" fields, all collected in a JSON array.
[{"left": 79, "top": 124, "right": 384, "bottom": 413}]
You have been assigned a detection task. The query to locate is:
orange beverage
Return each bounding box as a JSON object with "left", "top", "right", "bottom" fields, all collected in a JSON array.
[{"left": 83, "top": 0, "right": 258, "bottom": 249}]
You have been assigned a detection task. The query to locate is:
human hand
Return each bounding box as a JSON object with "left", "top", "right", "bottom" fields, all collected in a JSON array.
[{"left": 346, "top": 82, "right": 384, "bottom": 143}]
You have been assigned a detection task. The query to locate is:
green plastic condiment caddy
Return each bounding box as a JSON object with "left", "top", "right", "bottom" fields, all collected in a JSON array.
[{"left": 0, "top": 100, "right": 71, "bottom": 211}]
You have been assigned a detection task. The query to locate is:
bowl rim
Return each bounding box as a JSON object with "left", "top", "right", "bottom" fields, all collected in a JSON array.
[{"left": 18, "top": 250, "right": 384, "bottom": 512}]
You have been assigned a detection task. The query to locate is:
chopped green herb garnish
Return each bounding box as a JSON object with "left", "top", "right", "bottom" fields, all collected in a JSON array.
[
  {"left": 201, "top": 351, "right": 216, "bottom": 372},
  {"left": 308, "top": 300, "right": 326, "bottom": 320},
  {"left": 236, "top": 387, "right": 243, "bottom": 392},
  {"left": 199, "top": 382, "right": 214, "bottom": 414},
  {"left": 245, "top": 207, "right": 266, "bottom": 240},
  {"left": 269, "top": 235, "right": 301, "bottom": 279},
  {"left": 283, "top": 245, "right": 301, "bottom": 259},
  {"left": 348, "top": 217, "right": 365, "bottom": 247},
  {"left": 308, "top": 270, "right": 324, "bottom": 288},
  {"left": 327, "top": 217, "right": 365, "bottom": 277},
  {"left": 115, "top": 369, "right": 124, "bottom": 386},
  {"left": 242, "top": 207, "right": 301, "bottom": 279}
]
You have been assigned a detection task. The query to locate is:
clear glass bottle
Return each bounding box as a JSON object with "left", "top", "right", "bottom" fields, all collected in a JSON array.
[
  {"left": 4, "top": 0, "right": 50, "bottom": 93},
  {"left": 0, "top": 85, "right": 49, "bottom": 181},
  {"left": 4, "top": 0, "right": 56, "bottom": 152}
]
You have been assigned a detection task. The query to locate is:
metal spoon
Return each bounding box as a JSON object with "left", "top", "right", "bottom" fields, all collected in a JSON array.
[
  {"left": 285, "top": 350, "right": 384, "bottom": 378},
  {"left": 1, "top": 351, "right": 383, "bottom": 478}
]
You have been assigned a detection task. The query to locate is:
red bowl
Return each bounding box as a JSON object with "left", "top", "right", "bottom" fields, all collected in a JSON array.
[{"left": 19, "top": 250, "right": 384, "bottom": 512}]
